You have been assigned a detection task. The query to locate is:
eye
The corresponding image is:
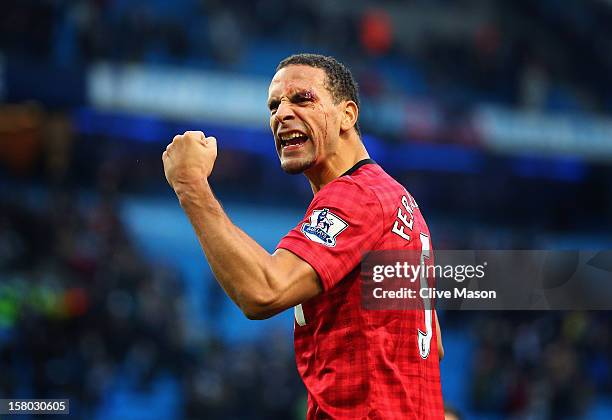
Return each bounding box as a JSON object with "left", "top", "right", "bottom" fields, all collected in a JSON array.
[{"left": 293, "top": 93, "right": 310, "bottom": 104}]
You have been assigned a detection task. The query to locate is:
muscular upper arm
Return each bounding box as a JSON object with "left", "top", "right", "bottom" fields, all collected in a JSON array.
[{"left": 246, "top": 248, "right": 322, "bottom": 319}]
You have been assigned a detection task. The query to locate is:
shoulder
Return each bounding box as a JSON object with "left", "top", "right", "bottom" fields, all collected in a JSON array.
[{"left": 313, "top": 174, "right": 381, "bottom": 213}]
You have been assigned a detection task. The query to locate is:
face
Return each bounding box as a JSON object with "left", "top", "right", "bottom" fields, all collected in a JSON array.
[{"left": 268, "top": 65, "right": 342, "bottom": 174}]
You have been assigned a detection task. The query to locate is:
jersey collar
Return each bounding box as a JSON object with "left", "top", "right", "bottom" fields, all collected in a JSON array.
[{"left": 341, "top": 158, "right": 377, "bottom": 177}]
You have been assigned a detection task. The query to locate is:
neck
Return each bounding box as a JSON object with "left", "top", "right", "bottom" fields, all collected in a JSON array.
[{"left": 304, "top": 134, "right": 370, "bottom": 194}]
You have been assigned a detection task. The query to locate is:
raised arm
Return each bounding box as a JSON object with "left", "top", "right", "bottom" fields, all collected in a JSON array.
[{"left": 162, "top": 131, "right": 322, "bottom": 319}]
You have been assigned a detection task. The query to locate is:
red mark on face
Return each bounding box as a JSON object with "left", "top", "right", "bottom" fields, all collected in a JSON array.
[
  {"left": 302, "top": 89, "right": 317, "bottom": 101},
  {"left": 282, "top": 84, "right": 318, "bottom": 104}
]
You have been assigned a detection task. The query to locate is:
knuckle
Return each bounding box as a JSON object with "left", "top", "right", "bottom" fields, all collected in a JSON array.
[{"left": 185, "top": 130, "right": 204, "bottom": 139}]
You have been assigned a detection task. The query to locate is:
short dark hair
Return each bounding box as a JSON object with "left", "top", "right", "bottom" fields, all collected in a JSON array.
[{"left": 276, "top": 53, "right": 361, "bottom": 136}]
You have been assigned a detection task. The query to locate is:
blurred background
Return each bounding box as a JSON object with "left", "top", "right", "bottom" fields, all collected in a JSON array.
[{"left": 1, "top": 0, "right": 612, "bottom": 419}]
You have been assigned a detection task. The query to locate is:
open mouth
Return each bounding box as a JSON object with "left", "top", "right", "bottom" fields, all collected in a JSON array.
[{"left": 278, "top": 131, "right": 309, "bottom": 151}]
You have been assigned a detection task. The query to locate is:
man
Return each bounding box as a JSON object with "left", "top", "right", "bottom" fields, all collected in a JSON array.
[{"left": 162, "top": 54, "right": 443, "bottom": 419}]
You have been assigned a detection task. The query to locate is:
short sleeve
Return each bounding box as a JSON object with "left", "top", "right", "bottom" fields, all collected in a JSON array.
[{"left": 276, "top": 179, "right": 383, "bottom": 291}]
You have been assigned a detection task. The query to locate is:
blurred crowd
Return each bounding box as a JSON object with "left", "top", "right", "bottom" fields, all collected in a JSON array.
[
  {"left": 0, "top": 191, "right": 304, "bottom": 419},
  {"left": 2, "top": 0, "right": 612, "bottom": 116},
  {"left": 468, "top": 312, "right": 612, "bottom": 418},
  {"left": 0, "top": 190, "right": 183, "bottom": 415}
]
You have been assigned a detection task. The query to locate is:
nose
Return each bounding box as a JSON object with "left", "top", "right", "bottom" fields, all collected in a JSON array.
[{"left": 274, "top": 100, "right": 295, "bottom": 124}]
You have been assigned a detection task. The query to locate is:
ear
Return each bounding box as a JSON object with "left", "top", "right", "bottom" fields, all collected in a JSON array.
[{"left": 340, "top": 100, "right": 359, "bottom": 134}]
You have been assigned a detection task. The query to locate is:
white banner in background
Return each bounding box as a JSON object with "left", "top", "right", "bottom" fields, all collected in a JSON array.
[
  {"left": 88, "top": 63, "right": 270, "bottom": 127},
  {"left": 475, "top": 106, "right": 612, "bottom": 161},
  {"left": 87, "top": 63, "right": 612, "bottom": 162}
]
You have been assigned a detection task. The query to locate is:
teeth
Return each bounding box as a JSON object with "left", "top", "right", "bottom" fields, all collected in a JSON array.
[{"left": 280, "top": 132, "right": 305, "bottom": 141}]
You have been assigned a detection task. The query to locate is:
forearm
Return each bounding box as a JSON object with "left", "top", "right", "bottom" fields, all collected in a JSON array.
[{"left": 174, "top": 180, "right": 278, "bottom": 315}]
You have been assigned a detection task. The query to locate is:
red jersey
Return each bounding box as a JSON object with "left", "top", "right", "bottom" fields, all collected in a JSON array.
[{"left": 277, "top": 159, "right": 443, "bottom": 419}]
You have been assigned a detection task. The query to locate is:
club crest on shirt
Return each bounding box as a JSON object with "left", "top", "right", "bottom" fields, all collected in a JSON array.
[{"left": 301, "top": 208, "right": 348, "bottom": 247}]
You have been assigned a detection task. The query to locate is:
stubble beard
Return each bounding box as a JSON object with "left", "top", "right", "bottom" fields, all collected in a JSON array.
[{"left": 280, "top": 155, "right": 316, "bottom": 174}]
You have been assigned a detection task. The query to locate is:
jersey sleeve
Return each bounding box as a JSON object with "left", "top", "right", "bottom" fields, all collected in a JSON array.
[{"left": 276, "top": 178, "right": 384, "bottom": 292}]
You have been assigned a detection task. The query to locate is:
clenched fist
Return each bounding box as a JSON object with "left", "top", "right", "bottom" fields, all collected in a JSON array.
[{"left": 162, "top": 131, "right": 217, "bottom": 191}]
